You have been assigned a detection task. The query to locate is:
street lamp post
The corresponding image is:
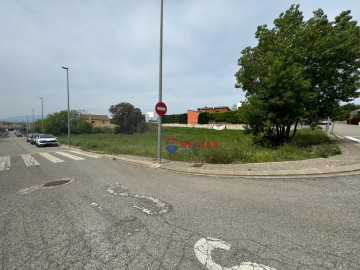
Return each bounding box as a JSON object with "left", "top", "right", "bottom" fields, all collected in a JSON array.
[
  {"left": 31, "top": 109, "right": 34, "bottom": 133},
  {"left": 61, "top": 66, "right": 71, "bottom": 147},
  {"left": 39, "top": 98, "right": 44, "bottom": 133}
]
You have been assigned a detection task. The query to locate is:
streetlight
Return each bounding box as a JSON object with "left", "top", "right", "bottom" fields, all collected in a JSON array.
[
  {"left": 39, "top": 98, "right": 44, "bottom": 133},
  {"left": 61, "top": 66, "right": 71, "bottom": 147},
  {"left": 157, "top": 0, "right": 164, "bottom": 164},
  {"left": 31, "top": 109, "right": 34, "bottom": 133}
]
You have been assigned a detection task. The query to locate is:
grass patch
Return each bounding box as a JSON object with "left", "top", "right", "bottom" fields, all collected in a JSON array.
[{"left": 57, "top": 126, "right": 341, "bottom": 164}]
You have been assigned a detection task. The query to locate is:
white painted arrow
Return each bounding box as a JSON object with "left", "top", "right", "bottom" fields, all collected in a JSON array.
[{"left": 194, "top": 238, "right": 276, "bottom": 270}]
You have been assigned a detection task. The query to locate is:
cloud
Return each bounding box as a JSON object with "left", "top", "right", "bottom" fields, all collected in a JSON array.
[{"left": 0, "top": 0, "right": 359, "bottom": 119}]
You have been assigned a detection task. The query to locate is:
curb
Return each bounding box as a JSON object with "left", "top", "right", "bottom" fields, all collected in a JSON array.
[
  {"left": 60, "top": 144, "right": 360, "bottom": 179},
  {"left": 109, "top": 154, "right": 360, "bottom": 179}
]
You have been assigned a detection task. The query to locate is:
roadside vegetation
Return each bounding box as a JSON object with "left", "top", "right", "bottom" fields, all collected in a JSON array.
[
  {"left": 235, "top": 5, "right": 360, "bottom": 145},
  {"left": 57, "top": 126, "right": 341, "bottom": 164}
]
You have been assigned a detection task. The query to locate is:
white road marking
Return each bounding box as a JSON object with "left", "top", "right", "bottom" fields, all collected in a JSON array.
[
  {"left": 133, "top": 194, "right": 170, "bottom": 215},
  {"left": 0, "top": 156, "right": 10, "bottom": 171},
  {"left": 90, "top": 202, "right": 102, "bottom": 209},
  {"left": 133, "top": 205, "right": 152, "bottom": 215},
  {"left": 194, "top": 238, "right": 276, "bottom": 270},
  {"left": 56, "top": 152, "right": 85, "bottom": 160},
  {"left": 107, "top": 188, "right": 129, "bottom": 197},
  {"left": 345, "top": 136, "right": 360, "bottom": 143},
  {"left": 107, "top": 184, "right": 170, "bottom": 215},
  {"left": 38, "top": 152, "right": 65, "bottom": 163},
  {"left": 21, "top": 154, "right": 40, "bottom": 166},
  {"left": 69, "top": 150, "right": 98, "bottom": 158}
]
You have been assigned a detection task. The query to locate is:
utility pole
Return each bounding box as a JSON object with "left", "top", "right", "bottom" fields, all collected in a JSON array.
[
  {"left": 39, "top": 98, "right": 44, "bottom": 133},
  {"left": 61, "top": 66, "right": 71, "bottom": 147},
  {"left": 32, "top": 109, "right": 34, "bottom": 133},
  {"left": 26, "top": 115, "right": 29, "bottom": 136}
]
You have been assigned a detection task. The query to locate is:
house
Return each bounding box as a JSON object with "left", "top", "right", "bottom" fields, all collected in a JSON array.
[
  {"left": 349, "top": 109, "right": 360, "bottom": 118},
  {"left": 145, "top": 112, "right": 158, "bottom": 123},
  {"left": 197, "top": 106, "right": 231, "bottom": 113},
  {"left": 80, "top": 114, "right": 113, "bottom": 128},
  {"left": 348, "top": 109, "right": 360, "bottom": 125}
]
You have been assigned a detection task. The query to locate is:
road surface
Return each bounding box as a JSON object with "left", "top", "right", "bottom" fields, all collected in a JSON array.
[{"left": 1, "top": 132, "right": 359, "bottom": 269}]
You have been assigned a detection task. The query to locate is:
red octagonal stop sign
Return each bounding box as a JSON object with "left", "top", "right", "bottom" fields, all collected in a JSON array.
[{"left": 155, "top": 102, "right": 167, "bottom": 116}]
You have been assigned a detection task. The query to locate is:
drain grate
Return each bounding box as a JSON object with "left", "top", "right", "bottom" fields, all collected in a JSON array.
[
  {"left": 43, "top": 179, "right": 73, "bottom": 188},
  {"left": 192, "top": 163, "right": 204, "bottom": 168}
]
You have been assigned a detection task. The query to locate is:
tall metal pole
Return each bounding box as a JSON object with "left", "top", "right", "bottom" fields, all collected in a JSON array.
[
  {"left": 32, "top": 109, "right": 34, "bottom": 133},
  {"left": 157, "top": 0, "right": 163, "bottom": 164},
  {"left": 39, "top": 98, "right": 44, "bottom": 133},
  {"left": 26, "top": 115, "right": 29, "bottom": 136},
  {"left": 62, "top": 66, "right": 71, "bottom": 147}
]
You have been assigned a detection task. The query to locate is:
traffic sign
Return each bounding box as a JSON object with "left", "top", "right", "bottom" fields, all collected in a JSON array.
[{"left": 155, "top": 102, "right": 167, "bottom": 116}]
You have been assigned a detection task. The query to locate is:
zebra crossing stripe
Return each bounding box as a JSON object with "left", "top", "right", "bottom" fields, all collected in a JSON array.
[
  {"left": 38, "top": 152, "right": 65, "bottom": 163},
  {"left": 0, "top": 156, "right": 10, "bottom": 171},
  {"left": 56, "top": 152, "right": 84, "bottom": 160},
  {"left": 21, "top": 154, "right": 40, "bottom": 166},
  {"left": 69, "top": 150, "right": 98, "bottom": 158}
]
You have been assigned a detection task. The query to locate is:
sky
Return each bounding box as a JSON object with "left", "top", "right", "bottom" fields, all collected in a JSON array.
[{"left": 1, "top": 0, "right": 360, "bottom": 120}]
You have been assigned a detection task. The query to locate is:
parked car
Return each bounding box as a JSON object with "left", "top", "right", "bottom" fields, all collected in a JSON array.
[
  {"left": 30, "top": 134, "right": 41, "bottom": 145},
  {"left": 35, "top": 134, "right": 58, "bottom": 147},
  {"left": 27, "top": 134, "right": 33, "bottom": 142},
  {"left": 321, "top": 119, "right": 331, "bottom": 125}
]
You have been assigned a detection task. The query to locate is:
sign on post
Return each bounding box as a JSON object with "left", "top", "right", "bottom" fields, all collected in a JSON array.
[{"left": 155, "top": 102, "right": 167, "bottom": 116}]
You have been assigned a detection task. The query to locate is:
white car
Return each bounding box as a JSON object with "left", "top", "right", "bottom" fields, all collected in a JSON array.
[
  {"left": 35, "top": 134, "right": 58, "bottom": 147},
  {"left": 321, "top": 119, "right": 331, "bottom": 125}
]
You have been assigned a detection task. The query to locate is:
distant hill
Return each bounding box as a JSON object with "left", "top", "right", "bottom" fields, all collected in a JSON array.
[{"left": 0, "top": 115, "right": 43, "bottom": 123}]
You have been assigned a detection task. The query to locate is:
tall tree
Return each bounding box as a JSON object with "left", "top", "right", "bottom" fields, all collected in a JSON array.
[
  {"left": 109, "top": 102, "right": 145, "bottom": 134},
  {"left": 235, "top": 5, "right": 360, "bottom": 144},
  {"left": 42, "top": 110, "right": 91, "bottom": 135}
]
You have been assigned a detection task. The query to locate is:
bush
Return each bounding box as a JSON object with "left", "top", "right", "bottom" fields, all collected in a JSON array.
[
  {"left": 92, "top": 126, "right": 114, "bottom": 134},
  {"left": 162, "top": 113, "right": 187, "bottom": 124},
  {"left": 198, "top": 112, "right": 211, "bottom": 124},
  {"left": 291, "top": 128, "right": 329, "bottom": 146},
  {"left": 178, "top": 113, "right": 187, "bottom": 124},
  {"left": 72, "top": 120, "right": 92, "bottom": 134}
]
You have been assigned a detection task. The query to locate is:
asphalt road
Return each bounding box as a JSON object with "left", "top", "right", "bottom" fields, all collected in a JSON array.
[
  {"left": 326, "top": 123, "right": 360, "bottom": 137},
  {"left": 1, "top": 131, "right": 359, "bottom": 270}
]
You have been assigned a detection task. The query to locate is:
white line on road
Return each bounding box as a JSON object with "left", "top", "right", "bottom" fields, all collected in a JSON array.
[
  {"left": 194, "top": 238, "right": 276, "bottom": 270},
  {"left": 21, "top": 154, "right": 40, "bottom": 166},
  {"left": 55, "top": 152, "right": 85, "bottom": 160},
  {"left": 0, "top": 156, "right": 10, "bottom": 171},
  {"left": 345, "top": 136, "right": 360, "bottom": 143},
  {"left": 69, "top": 150, "right": 98, "bottom": 158},
  {"left": 38, "top": 153, "right": 65, "bottom": 163}
]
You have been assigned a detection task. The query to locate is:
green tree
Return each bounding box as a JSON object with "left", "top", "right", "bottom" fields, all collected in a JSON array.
[
  {"left": 109, "top": 102, "right": 145, "bottom": 134},
  {"left": 235, "top": 4, "right": 360, "bottom": 144},
  {"left": 342, "top": 103, "right": 360, "bottom": 114},
  {"left": 42, "top": 110, "right": 92, "bottom": 135}
]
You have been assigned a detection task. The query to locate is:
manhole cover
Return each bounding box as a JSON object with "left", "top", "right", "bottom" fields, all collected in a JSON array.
[{"left": 43, "top": 178, "right": 74, "bottom": 188}]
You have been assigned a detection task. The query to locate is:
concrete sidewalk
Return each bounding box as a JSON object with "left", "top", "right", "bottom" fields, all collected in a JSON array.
[{"left": 96, "top": 135, "right": 360, "bottom": 178}]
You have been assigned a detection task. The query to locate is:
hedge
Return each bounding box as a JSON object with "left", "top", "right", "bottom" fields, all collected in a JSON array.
[
  {"left": 199, "top": 111, "right": 243, "bottom": 124},
  {"left": 162, "top": 113, "right": 188, "bottom": 124},
  {"left": 163, "top": 111, "right": 243, "bottom": 124}
]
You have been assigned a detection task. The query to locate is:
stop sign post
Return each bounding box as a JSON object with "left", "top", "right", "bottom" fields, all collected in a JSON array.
[{"left": 155, "top": 102, "right": 167, "bottom": 116}]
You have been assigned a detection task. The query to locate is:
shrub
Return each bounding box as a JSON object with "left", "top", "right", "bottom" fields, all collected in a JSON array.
[
  {"left": 92, "top": 126, "right": 114, "bottom": 134},
  {"left": 162, "top": 113, "right": 187, "bottom": 124},
  {"left": 207, "top": 111, "right": 243, "bottom": 124},
  {"left": 198, "top": 112, "right": 212, "bottom": 124}
]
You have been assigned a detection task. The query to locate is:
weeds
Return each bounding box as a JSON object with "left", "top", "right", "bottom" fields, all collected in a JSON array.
[{"left": 57, "top": 127, "right": 341, "bottom": 164}]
